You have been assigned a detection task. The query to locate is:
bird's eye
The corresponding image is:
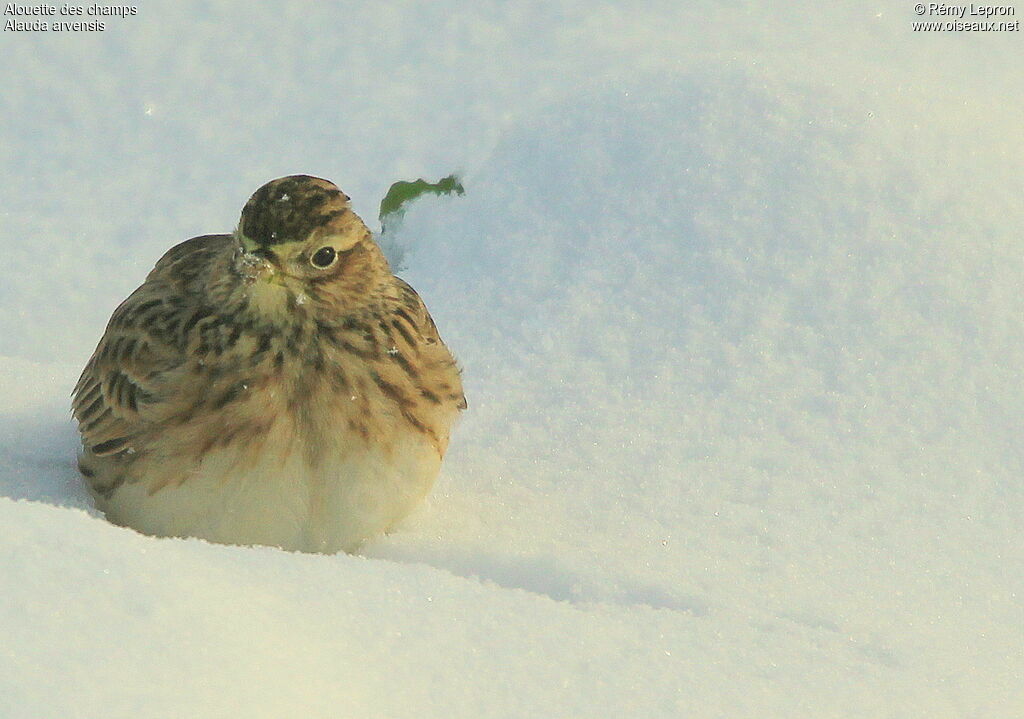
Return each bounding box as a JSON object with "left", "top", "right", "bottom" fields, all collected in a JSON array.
[{"left": 310, "top": 246, "right": 337, "bottom": 268}]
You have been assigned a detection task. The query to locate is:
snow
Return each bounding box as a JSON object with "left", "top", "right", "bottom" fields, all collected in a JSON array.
[{"left": 2, "top": 1, "right": 1022, "bottom": 716}]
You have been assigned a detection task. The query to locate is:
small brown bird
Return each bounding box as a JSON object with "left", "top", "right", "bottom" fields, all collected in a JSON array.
[{"left": 72, "top": 175, "right": 465, "bottom": 553}]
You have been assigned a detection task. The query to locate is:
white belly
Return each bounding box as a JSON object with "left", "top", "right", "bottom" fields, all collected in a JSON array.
[{"left": 98, "top": 433, "right": 441, "bottom": 554}]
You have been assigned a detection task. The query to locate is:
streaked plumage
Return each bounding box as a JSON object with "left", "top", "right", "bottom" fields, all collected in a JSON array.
[{"left": 73, "top": 175, "right": 465, "bottom": 553}]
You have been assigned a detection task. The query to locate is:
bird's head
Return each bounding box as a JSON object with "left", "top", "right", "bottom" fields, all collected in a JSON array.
[{"left": 232, "top": 175, "right": 390, "bottom": 315}]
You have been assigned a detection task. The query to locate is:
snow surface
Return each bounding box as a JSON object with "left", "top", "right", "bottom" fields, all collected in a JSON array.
[{"left": 2, "top": 1, "right": 1023, "bottom": 716}]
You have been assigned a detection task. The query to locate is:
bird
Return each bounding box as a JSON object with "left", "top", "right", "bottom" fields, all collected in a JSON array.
[{"left": 72, "top": 175, "right": 466, "bottom": 553}]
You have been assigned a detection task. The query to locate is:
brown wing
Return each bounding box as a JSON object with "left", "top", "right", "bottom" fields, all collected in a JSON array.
[
  {"left": 72, "top": 235, "right": 232, "bottom": 456},
  {"left": 391, "top": 277, "right": 467, "bottom": 411}
]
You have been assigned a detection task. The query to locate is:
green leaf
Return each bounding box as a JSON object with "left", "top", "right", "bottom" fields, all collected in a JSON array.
[{"left": 378, "top": 174, "right": 465, "bottom": 233}]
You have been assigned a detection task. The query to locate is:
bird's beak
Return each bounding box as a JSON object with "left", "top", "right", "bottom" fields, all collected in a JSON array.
[
  {"left": 249, "top": 247, "right": 280, "bottom": 269},
  {"left": 235, "top": 246, "right": 279, "bottom": 283}
]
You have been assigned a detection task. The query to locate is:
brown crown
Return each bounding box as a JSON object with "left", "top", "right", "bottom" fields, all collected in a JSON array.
[{"left": 239, "top": 175, "right": 351, "bottom": 247}]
